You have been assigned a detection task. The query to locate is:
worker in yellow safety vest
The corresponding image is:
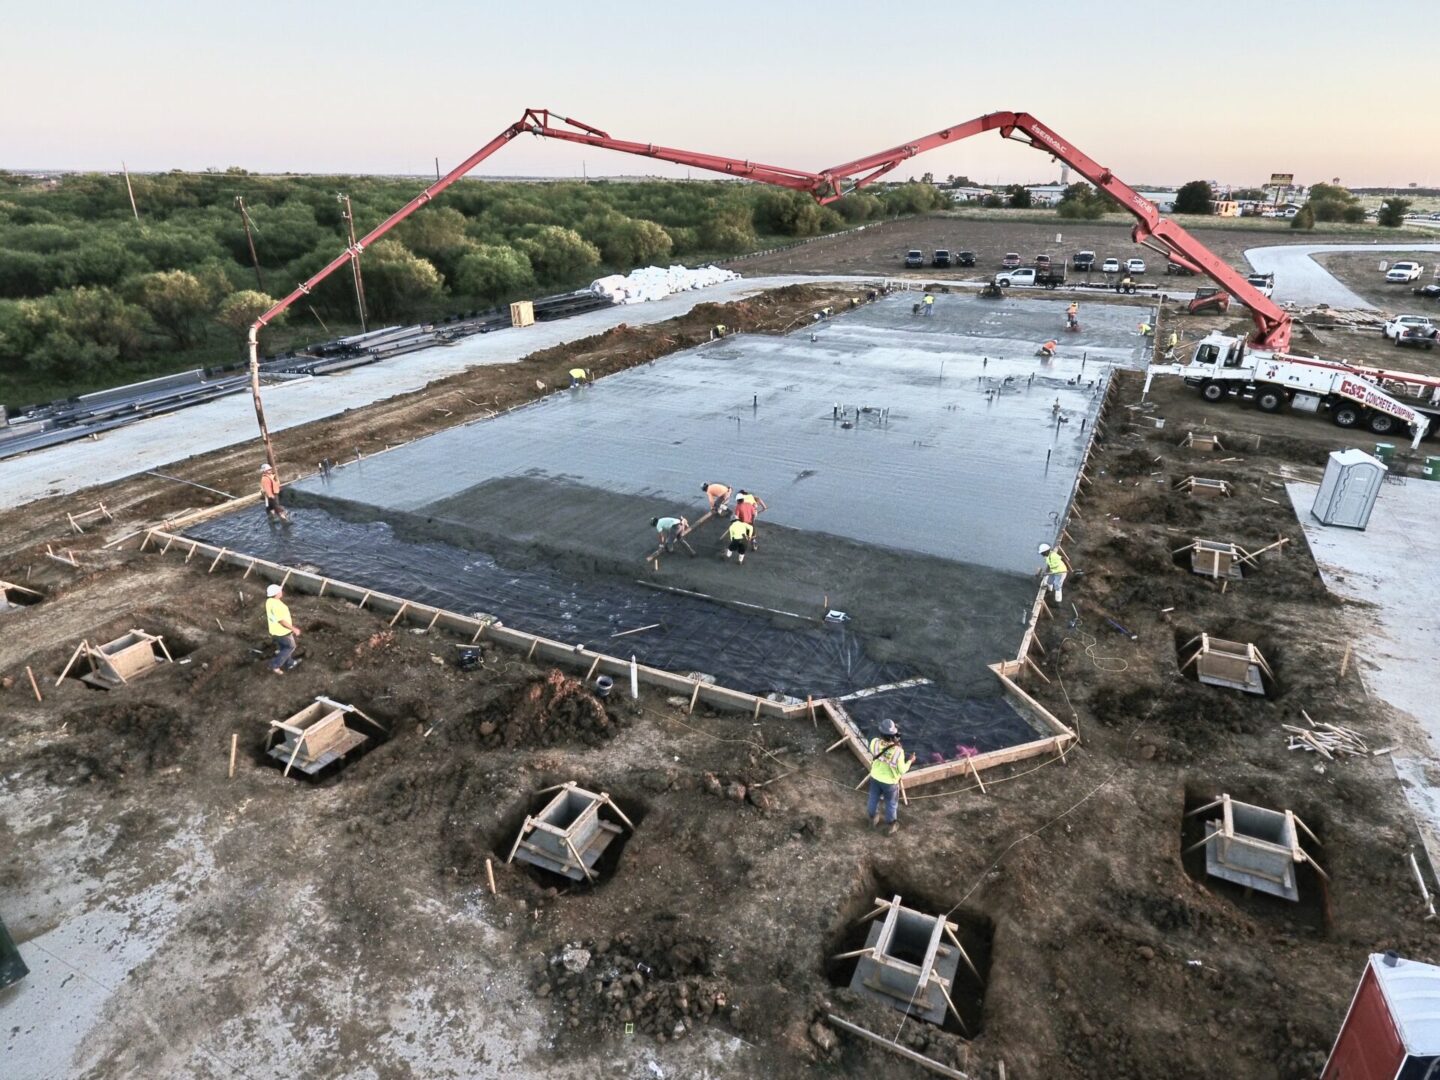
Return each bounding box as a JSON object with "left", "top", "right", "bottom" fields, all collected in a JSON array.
[
  {"left": 568, "top": 367, "right": 590, "bottom": 388},
  {"left": 922, "top": 294, "right": 935, "bottom": 316},
  {"left": 264, "top": 583, "right": 301, "bottom": 675},
  {"left": 1038, "top": 543, "right": 1069, "bottom": 603},
  {"left": 723, "top": 518, "right": 753, "bottom": 563},
  {"left": 867, "top": 718, "right": 916, "bottom": 835}
]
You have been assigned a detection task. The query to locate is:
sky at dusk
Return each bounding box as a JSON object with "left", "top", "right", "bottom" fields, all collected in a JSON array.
[{"left": 3, "top": 0, "right": 1434, "bottom": 188}]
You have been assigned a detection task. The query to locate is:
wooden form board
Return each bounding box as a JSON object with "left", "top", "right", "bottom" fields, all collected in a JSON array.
[
  {"left": 1189, "top": 539, "right": 1241, "bottom": 579},
  {"left": 1183, "top": 633, "right": 1273, "bottom": 695}
]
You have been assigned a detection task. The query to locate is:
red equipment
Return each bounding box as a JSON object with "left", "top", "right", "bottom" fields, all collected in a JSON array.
[
  {"left": 1322, "top": 952, "right": 1440, "bottom": 1079},
  {"left": 246, "top": 109, "right": 1295, "bottom": 467}
]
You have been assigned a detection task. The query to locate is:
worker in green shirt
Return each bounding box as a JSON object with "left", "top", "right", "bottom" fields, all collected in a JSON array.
[
  {"left": 724, "top": 518, "right": 753, "bottom": 564},
  {"left": 650, "top": 515, "right": 690, "bottom": 553},
  {"left": 867, "top": 718, "right": 915, "bottom": 835},
  {"left": 264, "top": 583, "right": 300, "bottom": 675},
  {"left": 1038, "top": 543, "right": 1069, "bottom": 603}
]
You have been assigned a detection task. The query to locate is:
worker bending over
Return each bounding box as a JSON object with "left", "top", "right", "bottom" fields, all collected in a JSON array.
[
  {"left": 651, "top": 515, "right": 690, "bottom": 553},
  {"left": 260, "top": 464, "right": 288, "bottom": 521},
  {"left": 264, "top": 583, "right": 301, "bottom": 675},
  {"left": 735, "top": 490, "right": 767, "bottom": 548},
  {"left": 1038, "top": 339, "right": 1058, "bottom": 359},
  {"left": 867, "top": 718, "right": 915, "bottom": 836},
  {"left": 710, "top": 324, "right": 728, "bottom": 341},
  {"left": 568, "top": 367, "right": 590, "bottom": 388},
  {"left": 702, "top": 481, "right": 732, "bottom": 517},
  {"left": 724, "top": 518, "right": 753, "bottom": 563},
  {"left": 1137, "top": 321, "right": 1153, "bottom": 337},
  {"left": 1038, "top": 543, "right": 1069, "bottom": 604}
]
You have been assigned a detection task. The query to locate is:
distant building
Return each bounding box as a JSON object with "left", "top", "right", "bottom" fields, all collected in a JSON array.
[
  {"left": 947, "top": 186, "right": 991, "bottom": 203},
  {"left": 1212, "top": 200, "right": 1240, "bottom": 217}
]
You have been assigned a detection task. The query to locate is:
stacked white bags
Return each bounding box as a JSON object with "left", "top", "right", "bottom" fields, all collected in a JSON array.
[{"left": 589, "top": 264, "right": 740, "bottom": 305}]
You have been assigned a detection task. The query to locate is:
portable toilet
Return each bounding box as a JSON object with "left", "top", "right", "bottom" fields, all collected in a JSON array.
[
  {"left": 1312, "top": 448, "right": 1385, "bottom": 529},
  {"left": 1322, "top": 952, "right": 1440, "bottom": 1079}
]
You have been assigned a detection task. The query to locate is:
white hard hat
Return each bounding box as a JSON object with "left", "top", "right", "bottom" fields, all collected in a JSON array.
[
  {"left": 260, "top": 463, "right": 272, "bottom": 472},
  {"left": 266, "top": 584, "right": 282, "bottom": 597},
  {"left": 1038, "top": 543, "right": 1051, "bottom": 554}
]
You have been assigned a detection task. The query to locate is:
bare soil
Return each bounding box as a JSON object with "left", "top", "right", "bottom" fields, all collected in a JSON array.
[
  {"left": 3, "top": 280, "right": 1437, "bottom": 1079},
  {"left": 1312, "top": 250, "right": 1440, "bottom": 310}
]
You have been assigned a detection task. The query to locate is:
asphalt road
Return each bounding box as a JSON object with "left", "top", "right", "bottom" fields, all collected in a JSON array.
[{"left": 1245, "top": 242, "right": 1440, "bottom": 308}]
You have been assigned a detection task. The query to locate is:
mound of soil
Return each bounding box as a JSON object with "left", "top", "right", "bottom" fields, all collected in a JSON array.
[
  {"left": 465, "top": 669, "right": 625, "bottom": 749},
  {"left": 536, "top": 926, "right": 729, "bottom": 1043},
  {"left": 36, "top": 702, "right": 189, "bottom": 784}
]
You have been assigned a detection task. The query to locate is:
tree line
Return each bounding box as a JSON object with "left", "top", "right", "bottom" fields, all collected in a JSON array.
[{"left": 0, "top": 170, "right": 951, "bottom": 407}]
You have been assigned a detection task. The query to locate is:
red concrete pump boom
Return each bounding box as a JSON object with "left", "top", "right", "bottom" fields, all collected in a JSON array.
[{"left": 246, "top": 108, "right": 1292, "bottom": 470}]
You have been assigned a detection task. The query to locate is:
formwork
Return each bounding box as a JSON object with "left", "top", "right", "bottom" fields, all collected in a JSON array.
[
  {"left": 0, "top": 579, "right": 44, "bottom": 614},
  {"left": 506, "top": 782, "right": 634, "bottom": 883},
  {"left": 1182, "top": 539, "right": 1245, "bottom": 580},
  {"left": 57, "top": 629, "right": 172, "bottom": 689},
  {"left": 1185, "top": 794, "right": 1324, "bottom": 902},
  {"left": 267, "top": 696, "right": 383, "bottom": 777},
  {"left": 1180, "top": 634, "right": 1273, "bottom": 696},
  {"left": 841, "top": 895, "right": 982, "bottom": 1030}
]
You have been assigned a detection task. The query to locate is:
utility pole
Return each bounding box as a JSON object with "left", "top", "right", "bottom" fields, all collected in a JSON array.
[
  {"left": 234, "top": 197, "right": 265, "bottom": 291},
  {"left": 337, "top": 193, "right": 368, "bottom": 332},
  {"left": 435, "top": 156, "right": 441, "bottom": 183},
  {"left": 122, "top": 162, "right": 140, "bottom": 222}
]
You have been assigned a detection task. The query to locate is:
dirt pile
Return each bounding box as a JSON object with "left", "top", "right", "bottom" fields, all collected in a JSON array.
[
  {"left": 465, "top": 668, "right": 625, "bottom": 749},
  {"left": 34, "top": 701, "right": 190, "bottom": 784},
  {"left": 536, "top": 926, "right": 729, "bottom": 1044}
]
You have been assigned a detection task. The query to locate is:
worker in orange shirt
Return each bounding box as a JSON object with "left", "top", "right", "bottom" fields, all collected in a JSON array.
[
  {"left": 260, "top": 464, "right": 288, "bottom": 521},
  {"left": 1038, "top": 340, "right": 1058, "bottom": 359},
  {"left": 701, "top": 481, "right": 732, "bottom": 517}
]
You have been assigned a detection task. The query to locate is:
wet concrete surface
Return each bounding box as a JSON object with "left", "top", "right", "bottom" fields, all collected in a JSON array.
[{"left": 196, "top": 294, "right": 1151, "bottom": 758}]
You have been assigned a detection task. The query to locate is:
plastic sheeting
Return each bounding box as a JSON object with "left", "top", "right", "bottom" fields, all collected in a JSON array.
[
  {"left": 191, "top": 507, "right": 1041, "bottom": 759},
  {"left": 589, "top": 264, "right": 740, "bottom": 305}
]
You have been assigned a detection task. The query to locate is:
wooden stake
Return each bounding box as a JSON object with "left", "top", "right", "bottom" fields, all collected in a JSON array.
[
  {"left": 26, "top": 666, "right": 43, "bottom": 703},
  {"left": 56, "top": 640, "right": 88, "bottom": 686},
  {"left": 485, "top": 857, "right": 498, "bottom": 896},
  {"left": 969, "top": 756, "right": 987, "bottom": 795},
  {"left": 388, "top": 601, "right": 409, "bottom": 627},
  {"left": 228, "top": 733, "right": 238, "bottom": 779},
  {"left": 1340, "top": 642, "right": 1352, "bottom": 678},
  {"left": 807, "top": 695, "right": 817, "bottom": 728},
  {"left": 208, "top": 547, "right": 228, "bottom": 573},
  {"left": 585, "top": 656, "right": 601, "bottom": 683},
  {"left": 688, "top": 680, "right": 701, "bottom": 714},
  {"left": 825, "top": 736, "right": 849, "bottom": 753},
  {"left": 526, "top": 638, "right": 539, "bottom": 661},
  {"left": 752, "top": 698, "right": 762, "bottom": 721}
]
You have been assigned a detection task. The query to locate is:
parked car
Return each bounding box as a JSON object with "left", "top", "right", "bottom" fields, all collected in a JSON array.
[
  {"left": 933, "top": 249, "right": 951, "bottom": 268},
  {"left": 1002, "top": 252, "right": 1022, "bottom": 270},
  {"left": 1383, "top": 314, "right": 1436, "bottom": 341},
  {"left": 1101, "top": 257, "right": 1121, "bottom": 274},
  {"left": 1126, "top": 257, "right": 1147, "bottom": 274},
  {"left": 1414, "top": 284, "right": 1440, "bottom": 301},
  {"left": 1246, "top": 272, "right": 1275, "bottom": 298},
  {"left": 905, "top": 249, "right": 924, "bottom": 268},
  {"left": 1073, "top": 250, "right": 1096, "bottom": 271},
  {"left": 955, "top": 250, "right": 977, "bottom": 267},
  {"left": 1166, "top": 260, "right": 1196, "bottom": 276},
  {"left": 1385, "top": 261, "right": 1424, "bottom": 283}
]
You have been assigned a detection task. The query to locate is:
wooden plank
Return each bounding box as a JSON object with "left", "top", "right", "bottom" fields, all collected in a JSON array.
[{"left": 823, "top": 1015, "right": 969, "bottom": 1080}]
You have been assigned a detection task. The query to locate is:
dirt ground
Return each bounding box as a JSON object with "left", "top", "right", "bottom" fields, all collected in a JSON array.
[
  {"left": 4, "top": 277, "right": 1440, "bottom": 1079},
  {"left": 1312, "top": 250, "right": 1440, "bottom": 310}
]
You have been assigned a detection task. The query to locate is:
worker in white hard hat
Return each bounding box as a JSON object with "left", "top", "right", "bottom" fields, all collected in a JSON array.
[
  {"left": 264, "top": 583, "right": 300, "bottom": 675},
  {"left": 867, "top": 718, "right": 916, "bottom": 836},
  {"left": 1038, "top": 543, "right": 1069, "bottom": 604},
  {"left": 259, "top": 463, "right": 288, "bottom": 521}
]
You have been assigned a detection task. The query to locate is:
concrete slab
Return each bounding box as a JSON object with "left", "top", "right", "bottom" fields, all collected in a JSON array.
[
  {"left": 0, "top": 275, "right": 875, "bottom": 511},
  {"left": 1286, "top": 478, "right": 1440, "bottom": 862}
]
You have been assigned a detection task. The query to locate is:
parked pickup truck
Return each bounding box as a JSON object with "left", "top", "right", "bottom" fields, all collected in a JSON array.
[
  {"left": 1414, "top": 284, "right": 1440, "bottom": 302},
  {"left": 933, "top": 249, "right": 951, "bottom": 268},
  {"left": 1246, "top": 272, "right": 1275, "bottom": 298},
  {"left": 1166, "top": 260, "right": 1197, "bottom": 276},
  {"left": 905, "top": 249, "right": 924, "bottom": 268},
  {"left": 1386, "top": 261, "right": 1424, "bottom": 283},
  {"left": 955, "top": 250, "right": 977, "bottom": 267},
  {"left": 1002, "top": 252, "right": 1022, "bottom": 270},
  {"left": 1073, "top": 250, "right": 1096, "bottom": 271},
  {"left": 1384, "top": 314, "right": 1436, "bottom": 342},
  {"left": 995, "top": 265, "right": 1067, "bottom": 289}
]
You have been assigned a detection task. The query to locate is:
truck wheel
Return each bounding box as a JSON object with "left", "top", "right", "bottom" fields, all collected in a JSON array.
[
  {"left": 1368, "top": 413, "right": 1398, "bottom": 435},
  {"left": 1200, "top": 381, "right": 1225, "bottom": 403},
  {"left": 1333, "top": 405, "right": 1361, "bottom": 429},
  {"left": 1256, "top": 390, "right": 1284, "bottom": 413}
]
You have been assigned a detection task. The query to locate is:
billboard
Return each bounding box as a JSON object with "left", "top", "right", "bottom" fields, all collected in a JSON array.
[{"left": 1268, "top": 173, "right": 1294, "bottom": 187}]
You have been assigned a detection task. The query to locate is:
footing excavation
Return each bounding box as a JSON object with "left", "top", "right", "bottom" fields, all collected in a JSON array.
[
  {"left": 266, "top": 696, "right": 385, "bottom": 777},
  {"left": 57, "top": 629, "right": 173, "bottom": 689},
  {"left": 1185, "top": 794, "right": 1325, "bottom": 902},
  {"left": 0, "top": 579, "right": 44, "bottom": 615},
  {"left": 1175, "top": 476, "right": 1231, "bottom": 499},
  {"left": 1179, "top": 633, "right": 1274, "bottom": 695},
  {"left": 842, "top": 894, "right": 982, "bottom": 1030},
  {"left": 506, "top": 781, "right": 635, "bottom": 883}
]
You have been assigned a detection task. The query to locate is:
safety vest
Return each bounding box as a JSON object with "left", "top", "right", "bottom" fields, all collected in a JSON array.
[
  {"left": 265, "top": 597, "right": 291, "bottom": 637},
  {"left": 1067, "top": 304, "right": 1077, "bottom": 315},
  {"left": 869, "top": 738, "right": 910, "bottom": 784},
  {"left": 1045, "top": 550, "right": 1068, "bottom": 575},
  {"left": 568, "top": 368, "right": 587, "bottom": 381},
  {"left": 923, "top": 295, "right": 934, "bottom": 305},
  {"left": 727, "top": 520, "right": 753, "bottom": 542},
  {"left": 260, "top": 473, "right": 279, "bottom": 498}
]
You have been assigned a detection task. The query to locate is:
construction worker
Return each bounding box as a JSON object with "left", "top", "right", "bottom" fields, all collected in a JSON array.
[
  {"left": 867, "top": 718, "right": 915, "bottom": 835},
  {"left": 1066, "top": 301, "right": 1079, "bottom": 330},
  {"left": 1137, "top": 321, "right": 1153, "bottom": 337},
  {"left": 710, "top": 324, "right": 728, "bottom": 341},
  {"left": 1038, "top": 543, "right": 1069, "bottom": 603},
  {"left": 264, "top": 583, "right": 300, "bottom": 675},
  {"left": 922, "top": 293, "right": 935, "bottom": 317},
  {"left": 260, "top": 464, "right": 288, "bottom": 521},
  {"left": 651, "top": 515, "right": 690, "bottom": 553},
  {"left": 723, "top": 517, "right": 753, "bottom": 563},
  {"left": 1166, "top": 329, "right": 1179, "bottom": 356},
  {"left": 1038, "top": 339, "right": 1058, "bottom": 359},
  {"left": 735, "top": 490, "right": 767, "bottom": 549},
  {"left": 568, "top": 367, "right": 590, "bottom": 388},
  {"left": 702, "top": 482, "right": 732, "bottom": 517}
]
